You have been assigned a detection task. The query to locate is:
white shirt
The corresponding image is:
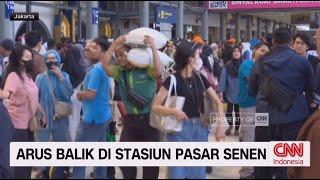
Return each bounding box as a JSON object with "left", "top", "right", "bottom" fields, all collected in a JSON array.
[{"left": 3, "top": 56, "right": 9, "bottom": 66}]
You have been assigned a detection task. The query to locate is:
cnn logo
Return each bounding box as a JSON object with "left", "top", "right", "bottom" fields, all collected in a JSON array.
[{"left": 273, "top": 143, "right": 303, "bottom": 157}]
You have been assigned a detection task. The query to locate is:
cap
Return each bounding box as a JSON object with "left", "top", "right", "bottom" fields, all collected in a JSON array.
[{"left": 0, "top": 38, "right": 15, "bottom": 51}]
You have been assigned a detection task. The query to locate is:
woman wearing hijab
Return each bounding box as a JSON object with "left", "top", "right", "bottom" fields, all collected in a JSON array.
[
  {"left": 218, "top": 46, "right": 243, "bottom": 136},
  {"left": 35, "top": 49, "right": 74, "bottom": 178}
]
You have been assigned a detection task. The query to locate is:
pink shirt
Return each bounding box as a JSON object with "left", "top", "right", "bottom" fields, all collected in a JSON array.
[{"left": 4, "top": 72, "right": 39, "bottom": 129}]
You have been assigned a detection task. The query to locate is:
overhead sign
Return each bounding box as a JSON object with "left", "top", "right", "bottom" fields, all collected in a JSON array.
[
  {"left": 5, "top": 1, "right": 14, "bottom": 19},
  {"left": 208, "top": 1, "right": 320, "bottom": 10},
  {"left": 92, "top": 8, "right": 99, "bottom": 25},
  {"left": 155, "top": 5, "right": 178, "bottom": 24},
  {"left": 291, "top": 14, "right": 311, "bottom": 24}
]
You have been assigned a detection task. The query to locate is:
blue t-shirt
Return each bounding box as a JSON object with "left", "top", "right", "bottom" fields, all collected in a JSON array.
[
  {"left": 238, "top": 59, "right": 256, "bottom": 108},
  {"left": 82, "top": 63, "right": 111, "bottom": 124}
]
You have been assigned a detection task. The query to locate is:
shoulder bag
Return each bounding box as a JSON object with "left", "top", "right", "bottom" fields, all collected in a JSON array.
[
  {"left": 197, "top": 74, "right": 216, "bottom": 127},
  {"left": 150, "top": 75, "right": 185, "bottom": 133},
  {"left": 258, "top": 55, "right": 298, "bottom": 112},
  {"left": 21, "top": 82, "right": 43, "bottom": 132},
  {"left": 46, "top": 72, "right": 73, "bottom": 120}
]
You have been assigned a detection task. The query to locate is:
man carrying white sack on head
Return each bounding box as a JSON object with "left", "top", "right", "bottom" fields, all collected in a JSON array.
[{"left": 101, "top": 34, "right": 162, "bottom": 179}]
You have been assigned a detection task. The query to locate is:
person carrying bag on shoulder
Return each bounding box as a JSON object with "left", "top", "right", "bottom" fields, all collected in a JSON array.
[{"left": 152, "top": 39, "right": 225, "bottom": 179}]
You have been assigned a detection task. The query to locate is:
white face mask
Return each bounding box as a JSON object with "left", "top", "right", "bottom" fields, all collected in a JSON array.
[
  {"left": 21, "top": 37, "right": 25, "bottom": 45},
  {"left": 193, "top": 58, "right": 203, "bottom": 72}
]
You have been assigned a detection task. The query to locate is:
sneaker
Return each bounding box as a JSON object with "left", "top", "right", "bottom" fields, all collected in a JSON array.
[
  {"left": 35, "top": 171, "right": 47, "bottom": 179},
  {"left": 206, "top": 166, "right": 213, "bottom": 174},
  {"left": 234, "top": 130, "right": 240, "bottom": 136},
  {"left": 225, "top": 126, "right": 232, "bottom": 136}
]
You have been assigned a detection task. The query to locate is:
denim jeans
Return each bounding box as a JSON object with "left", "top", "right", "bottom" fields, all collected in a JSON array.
[
  {"left": 166, "top": 118, "right": 209, "bottom": 179},
  {"left": 239, "top": 107, "right": 256, "bottom": 178},
  {"left": 72, "top": 121, "right": 108, "bottom": 179},
  {"left": 36, "top": 118, "right": 70, "bottom": 177}
]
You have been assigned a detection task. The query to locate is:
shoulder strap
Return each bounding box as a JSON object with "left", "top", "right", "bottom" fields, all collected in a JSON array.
[
  {"left": 122, "top": 70, "right": 131, "bottom": 97},
  {"left": 21, "top": 79, "right": 35, "bottom": 118},
  {"left": 164, "top": 75, "right": 176, "bottom": 106},
  {"left": 197, "top": 73, "right": 207, "bottom": 93},
  {"left": 45, "top": 72, "right": 57, "bottom": 103}
]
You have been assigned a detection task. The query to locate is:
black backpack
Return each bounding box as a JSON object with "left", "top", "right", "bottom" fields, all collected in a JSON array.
[{"left": 258, "top": 54, "right": 298, "bottom": 112}]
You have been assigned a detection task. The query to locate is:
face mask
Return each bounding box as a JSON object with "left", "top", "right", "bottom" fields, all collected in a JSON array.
[
  {"left": 193, "top": 58, "right": 203, "bottom": 72},
  {"left": 21, "top": 37, "right": 25, "bottom": 45},
  {"left": 46, "top": 61, "right": 58, "bottom": 69},
  {"left": 22, "top": 59, "right": 34, "bottom": 71}
]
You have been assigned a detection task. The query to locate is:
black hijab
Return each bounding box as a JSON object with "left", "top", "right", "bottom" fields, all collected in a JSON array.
[{"left": 226, "top": 46, "right": 242, "bottom": 78}]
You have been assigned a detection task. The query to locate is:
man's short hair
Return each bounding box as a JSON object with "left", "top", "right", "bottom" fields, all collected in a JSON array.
[
  {"left": 273, "top": 27, "right": 292, "bottom": 45},
  {"left": 293, "top": 32, "right": 310, "bottom": 47},
  {"left": 94, "top": 36, "right": 111, "bottom": 52},
  {"left": 0, "top": 38, "right": 15, "bottom": 51},
  {"left": 25, "top": 31, "right": 42, "bottom": 48}
]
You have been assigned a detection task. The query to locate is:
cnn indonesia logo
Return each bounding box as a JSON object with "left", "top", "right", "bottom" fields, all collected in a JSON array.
[{"left": 273, "top": 143, "right": 304, "bottom": 165}]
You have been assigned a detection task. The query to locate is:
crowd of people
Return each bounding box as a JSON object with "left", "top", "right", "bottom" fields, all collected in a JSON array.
[{"left": 0, "top": 27, "right": 320, "bottom": 179}]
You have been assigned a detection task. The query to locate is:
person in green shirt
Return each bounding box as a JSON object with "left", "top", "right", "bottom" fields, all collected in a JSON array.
[{"left": 101, "top": 35, "right": 162, "bottom": 179}]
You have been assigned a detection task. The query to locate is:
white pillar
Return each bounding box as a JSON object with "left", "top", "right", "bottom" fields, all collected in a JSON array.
[
  {"left": 202, "top": 9, "right": 208, "bottom": 42},
  {"left": 220, "top": 12, "right": 227, "bottom": 41},
  {"left": 176, "top": 1, "right": 184, "bottom": 39},
  {"left": 140, "top": 1, "right": 149, "bottom": 27},
  {"left": 87, "top": 1, "right": 98, "bottom": 39},
  {"left": 0, "top": 1, "right": 14, "bottom": 39}
]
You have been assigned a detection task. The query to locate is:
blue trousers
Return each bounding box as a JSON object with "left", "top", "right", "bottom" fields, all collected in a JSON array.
[
  {"left": 166, "top": 118, "right": 209, "bottom": 179},
  {"left": 37, "top": 118, "right": 70, "bottom": 177},
  {"left": 37, "top": 118, "right": 70, "bottom": 142},
  {"left": 72, "top": 121, "right": 108, "bottom": 179}
]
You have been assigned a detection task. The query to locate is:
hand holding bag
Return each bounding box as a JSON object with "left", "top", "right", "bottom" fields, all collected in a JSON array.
[
  {"left": 150, "top": 75, "right": 185, "bottom": 133},
  {"left": 46, "top": 73, "right": 73, "bottom": 120}
]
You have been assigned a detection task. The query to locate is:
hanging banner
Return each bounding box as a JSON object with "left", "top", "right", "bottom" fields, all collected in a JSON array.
[
  {"left": 155, "top": 5, "right": 178, "bottom": 24},
  {"left": 5, "top": 1, "right": 14, "bottom": 19},
  {"left": 92, "top": 8, "right": 99, "bottom": 25},
  {"left": 208, "top": 1, "right": 320, "bottom": 10}
]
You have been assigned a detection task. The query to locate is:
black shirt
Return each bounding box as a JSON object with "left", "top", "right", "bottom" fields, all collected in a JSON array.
[{"left": 162, "top": 72, "right": 210, "bottom": 118}]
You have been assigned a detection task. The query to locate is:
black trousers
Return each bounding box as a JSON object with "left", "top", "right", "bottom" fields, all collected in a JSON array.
[
  {"left": 254, "top": 121, "right": 304, "bottom": 179},
  {"left": 12, "top": 129, "right": 34, "bottom": 179},
  {"left": 120, "top": 115, "right": 160, "bottom": 179},
  {"left": 226, "top": 103, "right": 240, "bottom": 130}
]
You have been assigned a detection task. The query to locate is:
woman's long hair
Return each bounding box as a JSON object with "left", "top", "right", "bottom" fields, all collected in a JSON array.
[
  {"left": 4, "top": 45, "right": 34, "bottom": 82},
  {"left": 61, "top": 46, "right": 86, "bottom": 88}
]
